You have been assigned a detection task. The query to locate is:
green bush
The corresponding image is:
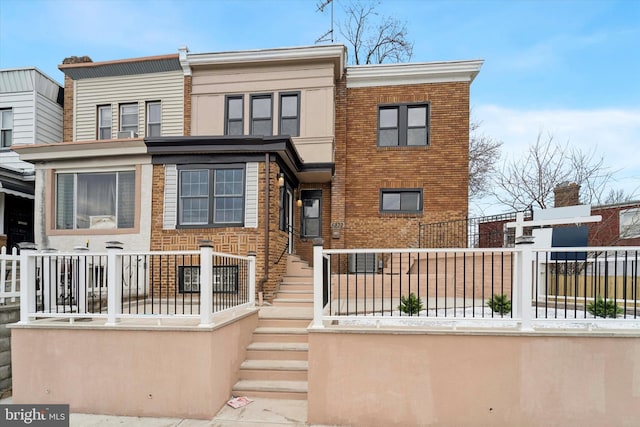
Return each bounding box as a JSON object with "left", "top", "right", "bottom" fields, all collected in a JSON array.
[
  {"left": 487, "top": 294, "right": 511, "bottom": 315},
  {"left": 587, "top": 296, "right": 623, "bottom": 318},
  {"left": 398, "top": 293, "right": 423, "bottom": 316}
]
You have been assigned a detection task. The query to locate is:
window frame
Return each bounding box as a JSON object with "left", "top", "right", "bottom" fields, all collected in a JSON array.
[
  {"left": 225, "top": 95, "right": 244, "bottom": 136},
  {"left": 250, "top": 93, "right": 273, "bottom": 136},
  {"left": 377, "top": 103, "right": 429, "bottom": 147},
  {"left": 278, "top": 92, "right": 300, "bottom": 137},
  {"left": 620, "top": 208, "right": 640, "bottom": 239},
  {"left": 54, "top": 170, "right": 136, "bottom": 230},
  {"left": 379, "top": 188, "right": 423, "bottom": 214},
  {"left": 97, "top": 105, "right": 111, "bottom": 140},
  {"left": 119, "top": 103, "right": 139, "bottom": 134},
  {"left": 301, "top": 189, "right": 322, "bottom": 238},
  {"left": 177, "top": 164, "right": 246, "bottom": 228},
  {"left": 146, "top": 101, "right": 161, "bottom": 137},
  {"left": 0, "top": 108, "right": 13, "bottom": 148}
]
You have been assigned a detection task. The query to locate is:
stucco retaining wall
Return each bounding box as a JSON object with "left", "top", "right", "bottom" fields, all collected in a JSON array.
[
  {"left": 10, "top": 310, "right": 258, "bottom": 419},
  {"left": 308, "top": 328, "right": 640, "bottom": 426}
]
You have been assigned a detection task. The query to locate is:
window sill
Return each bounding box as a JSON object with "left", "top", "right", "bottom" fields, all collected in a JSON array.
[{"left": 376, "top": 145, "right": 430, "bottom": 150}]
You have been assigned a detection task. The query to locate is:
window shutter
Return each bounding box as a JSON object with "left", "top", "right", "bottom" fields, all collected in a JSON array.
[
  {"left": 244, "top": 163, "right": 258, "bottom": 228},
  {"left": 163, "top": 165, "right": 177, "bottom": 229}
]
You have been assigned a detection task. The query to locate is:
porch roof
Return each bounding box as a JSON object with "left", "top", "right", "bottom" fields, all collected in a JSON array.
[{"left": 145, "top": 136, "right": 334, "bottom": 183}]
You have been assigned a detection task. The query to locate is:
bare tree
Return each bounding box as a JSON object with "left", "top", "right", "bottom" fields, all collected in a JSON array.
[
  {"left": 338, "top": 0, "right": 413, "bottom": 65},
  {"left": 469, "top": 120, "right": 502, "bottom": 199},
  {"left": 493, "top": 133, "right": 622, "bottom": 210}
]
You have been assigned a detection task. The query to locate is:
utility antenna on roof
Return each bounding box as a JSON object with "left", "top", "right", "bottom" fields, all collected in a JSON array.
[{"left": 315, "top": 0, "right": 334, "bottom": 44}]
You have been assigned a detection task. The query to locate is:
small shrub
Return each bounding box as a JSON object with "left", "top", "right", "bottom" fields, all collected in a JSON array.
[
  {"left": 487, "top": 294, "right": 511, "bottom": 315},
  {"left": 587, "top": 296, "right": 623, "bottom": 318},
  {"left": 398, "top": 293, "right": 423, "bottom": 316}
]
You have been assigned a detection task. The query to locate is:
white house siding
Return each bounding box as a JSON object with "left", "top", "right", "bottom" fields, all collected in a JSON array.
[
  {"left": 0, "top": 91, "right": 35, "bottom": 171},
  {"left": 74, "top": 71, "right": 183, "bottom": 141},
  {"left": 162, "top": 163, "right": 259, "bottom": 229},
  {"left": 35, "top": 92, "right": 63, "bottom": 144}
]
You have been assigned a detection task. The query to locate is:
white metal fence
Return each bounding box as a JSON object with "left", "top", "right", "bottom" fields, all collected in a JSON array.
[{"left": 0, "top": 247, "right": 19, "bottom": 305}]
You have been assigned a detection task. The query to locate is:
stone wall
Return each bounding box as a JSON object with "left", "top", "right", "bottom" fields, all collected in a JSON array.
[{"left": 0, "top": 305, "right": 20, "bottom": 397}]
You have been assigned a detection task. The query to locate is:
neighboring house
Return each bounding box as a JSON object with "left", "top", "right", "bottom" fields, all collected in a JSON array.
[
  {"left": 0, "top": 68, "right": 63, "bottom": 249},
  {"left": 589, "top": 201, "right": 640, "bottom": 246},
  {"left": 16, "top": 45, "right": 482, "bottom": 301},
  {"left": 15, "top": 54, "right": 184, "bottom": 252}
]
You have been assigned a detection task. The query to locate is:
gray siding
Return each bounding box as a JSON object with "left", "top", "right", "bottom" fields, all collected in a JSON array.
[
  {"left": 75, "top": 71, "right": 183, "bottom": 141},
  {"left": 34, "top": 92, "right": 63, "bottom": 144}
]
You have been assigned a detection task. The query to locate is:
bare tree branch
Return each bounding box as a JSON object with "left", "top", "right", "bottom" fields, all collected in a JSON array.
[
  {"left": 338, "top": 0, "right": 413, "bottom": 65},
  {"left": 469, "top": 120, "right": 502, "bottom": 199}
]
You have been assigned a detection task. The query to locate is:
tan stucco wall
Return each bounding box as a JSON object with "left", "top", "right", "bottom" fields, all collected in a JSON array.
[
  {"left": 308, "top": 329, "right": 640, "bottom": 426},
  {"left": 10, "top": 311, "right": 258, "bottom": 419}
]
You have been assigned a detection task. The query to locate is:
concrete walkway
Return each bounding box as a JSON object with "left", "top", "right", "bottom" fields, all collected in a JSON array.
[{"left": 1, "top": 397, "right": 335, "bottom": 426}]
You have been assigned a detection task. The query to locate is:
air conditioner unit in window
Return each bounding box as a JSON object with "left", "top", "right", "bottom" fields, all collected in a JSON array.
[
  {"left": 89, "top": 215, "right": 116, "bottom": 229},
  {"left": 117, "top": 130, "right": 138, "bottom": 139},
  {"left": 348, "top": 253, "right": 378, "bottom": 273}
]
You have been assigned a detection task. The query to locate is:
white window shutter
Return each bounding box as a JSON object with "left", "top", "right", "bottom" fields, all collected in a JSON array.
[
  {"left": 245, "top": 163, "right": 258, "bottom": 228},
  {"left": 163, "top": 164, "right": 177, "bottom": 229}
]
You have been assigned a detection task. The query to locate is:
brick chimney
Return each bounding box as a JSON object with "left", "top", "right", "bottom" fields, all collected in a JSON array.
[{"left": 554, "top": 182, "right": 580, "bottom": 207}]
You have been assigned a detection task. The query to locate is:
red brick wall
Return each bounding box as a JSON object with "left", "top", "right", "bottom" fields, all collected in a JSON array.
[
  {"left": 340, "top": 82, "right": 470, "bottom": 249},
  {"left": 589, "top": 204, "right": 640, "bottom": 246},
  {"left": 62, "top": 75, "right": 74, "bottom": 142},
  {"left": 150, "top": 162, "right": 288, "bottom": 301}
]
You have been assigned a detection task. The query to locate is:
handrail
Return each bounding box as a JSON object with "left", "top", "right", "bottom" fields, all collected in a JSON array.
[{"left": 274, "top": 223, "right": 301, "bottom": 264}]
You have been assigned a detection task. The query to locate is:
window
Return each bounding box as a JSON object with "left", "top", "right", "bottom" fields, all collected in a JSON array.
[
  {"left": 279, "top": 93, "right": 299, "bottom": 137},
  {"left": 97, "top": 105, "right": 111, "bottom": 140},
  {"left": 178, "top": 265, "right": 239, "bottom": 293},
  {"left": 378, "top": 103, "right": 429, "bottom": 147},
  {"left": 55, "top": 171, "right": 135, "bottom": 230},
  {"left": 1, "top": 109, "right": 13, "bottom": 148},
  {"left": 119, "top": 103, "right": 138, "bottom": 134},
  {"left": 620, "top": 208, "right": 640, "bottom": 239},
  {"left": 380, "top": 189, "right": 422, "bottom": 214},
  {"left": 146, "top": 101, "right": 161, "bottom": 137},
  {"left": 178, "top": 166, "right": 244, "bottom": 227},
  {"left": 225, "top": 96, "right": 243, "bottom": 136},
  {"left": 250, "top": 94, "right": 272, "bottom": 136},
  {"left": 301, "top": 190, "right": 321, "bottom": 237}
]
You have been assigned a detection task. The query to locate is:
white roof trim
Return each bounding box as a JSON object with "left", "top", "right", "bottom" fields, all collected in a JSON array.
[
  {"left": 15, "top": 139, "right": 148, "bottom": 162},
  {"left": 186, "top": 44, "right": 346, "bottom": 78},
  {"left": 346, "top": 60, "right": 484, "bottom": 88}
]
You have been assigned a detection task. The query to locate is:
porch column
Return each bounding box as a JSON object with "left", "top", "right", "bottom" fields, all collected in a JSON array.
[
  {"left": 311, "top": 238, "right": 324, "bottom": 329},
  {"left": 199, "top": 240, "right": 214, "bottom": 326},
  {"left": 18, "top": 243, "right": 37, "bottom": 324},
  {"left": 105, "top": 241, "right": 123, "bottom": 326},
  {"left": 515, "top": 235, "right": 535, "bottom": 331}
]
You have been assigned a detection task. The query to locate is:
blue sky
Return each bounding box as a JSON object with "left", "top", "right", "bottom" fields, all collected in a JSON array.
[{"left": 1, "top": 0, "right": 639, "bottom": 212}]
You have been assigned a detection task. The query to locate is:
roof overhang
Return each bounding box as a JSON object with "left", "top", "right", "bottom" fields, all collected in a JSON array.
[
  {"left": 146, "top": 136, "right": 334, "bottom": 183},
  {"left": 346, "top": 59, "right": 484, "bottom": 88},
  {"left": 59, "top": 54, "right": 181, "bottom": 80},
  {"left": 0, "top": 165, "right": 35, "bottom": 199},
  {"left": 183, "top": 44, "right": 347, "bottom": 80},
  {"left": 13, "top": 139, "right": 148, "bottom": 162}
]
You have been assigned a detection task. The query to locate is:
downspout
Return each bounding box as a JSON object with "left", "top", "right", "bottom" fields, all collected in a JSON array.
[{"left": 257, "top": 153, "right": 270, "bottom": 305}]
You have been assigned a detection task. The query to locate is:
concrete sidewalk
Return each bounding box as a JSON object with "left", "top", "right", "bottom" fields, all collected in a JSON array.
[{"left": 1, "top": 396, "right": 333, "bottom": 426}]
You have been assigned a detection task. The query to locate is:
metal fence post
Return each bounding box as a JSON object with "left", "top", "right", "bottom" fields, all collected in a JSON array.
[
  {"left": 18, "top": 243, "right": 37, "bottom": 324},
  {"left": 248, "top": 251, "right": 256, "bottom": 307},
  {"left": 516, "top": 235, "right": 535, "bottom": 331},
  {"left": 105, "top": 241, "right": 123, "bottom": 326},
  {"left": 311, "top": 238, "right": 324, "bottom": 329},
  {"left": 199, "top": 240, "right": 214, "bottom": 326}
]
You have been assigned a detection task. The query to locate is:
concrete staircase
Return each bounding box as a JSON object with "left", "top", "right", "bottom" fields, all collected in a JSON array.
[{"left": 232, "top": 254, "right": 313, "bottom": 400}]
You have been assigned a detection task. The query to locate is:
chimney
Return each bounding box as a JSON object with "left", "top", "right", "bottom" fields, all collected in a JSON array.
[
  {"left": 61, "top": 55, "right": 93, "bottom": 65},
  {"left": 554, "top": 182, "right": 580, "bottom": 207}
]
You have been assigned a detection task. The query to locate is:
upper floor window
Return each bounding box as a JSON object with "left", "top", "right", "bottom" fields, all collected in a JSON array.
[
  {"left": 250, "top": 94, "right": 272, "bottom": 136},
  {"left": 279, "top": 93, "right": 299, "bottom": 137},
  {"left": 301, "top": 190, "right": 321, "bottom": 238},
  {"left": 620, "top": 208, "right": 640, "bottom": 239},
  {"left": 225, "top": 96, "right": 244, "bottom": 136},
  {"left": 119, "top": 103, "right": 138, "bottom": 135},
  {"left": 1, "top": 109, "right": 13, "bottom": 148},
  {"left": 55, "top": 171, "right": 135, "bottom": 230},
  {"left": 378, "top": 104, "right": 429, "bottom": 147},
  {"left": 380, "top": 189, "right": 423, "bottom": 214},
  {"left": 178, "top": 166, "right": 245, "bottom": 227},
  {"left": 146, "top": 101, "right": 161, "bottom": 137},
  {"left": 97, "top": 105, "right": 111, "bottom": 140}
]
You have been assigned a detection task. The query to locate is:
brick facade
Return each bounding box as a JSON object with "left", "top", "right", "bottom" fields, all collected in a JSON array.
[
  {"left": 62, "top": 75, "right": 74, "bottom": 142},
  {"left": 340, "top": 82, "right": 470, "bottom": 249},
  {"left": 183, "top": 75, "right": 191, "bottom": 136}
]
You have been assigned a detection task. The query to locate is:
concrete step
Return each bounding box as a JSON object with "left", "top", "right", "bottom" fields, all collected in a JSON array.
[
  {"left": 239, "top": 360, "right": 308, "bottom": 381},
  {"left": 246, "top": 342, "right": 308, "bottom": 361},
  {"left": 232, "top": 380, "right": 307, "bottom": 400},
  {"left": 281, "top": 276, "right": 313, "bottom": 284},
  {"left": 272, "top": 298, "right": 314, "bottom": 307},
  {"left": 252, "top": 327, "right": 308, "bottom": 343}
]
